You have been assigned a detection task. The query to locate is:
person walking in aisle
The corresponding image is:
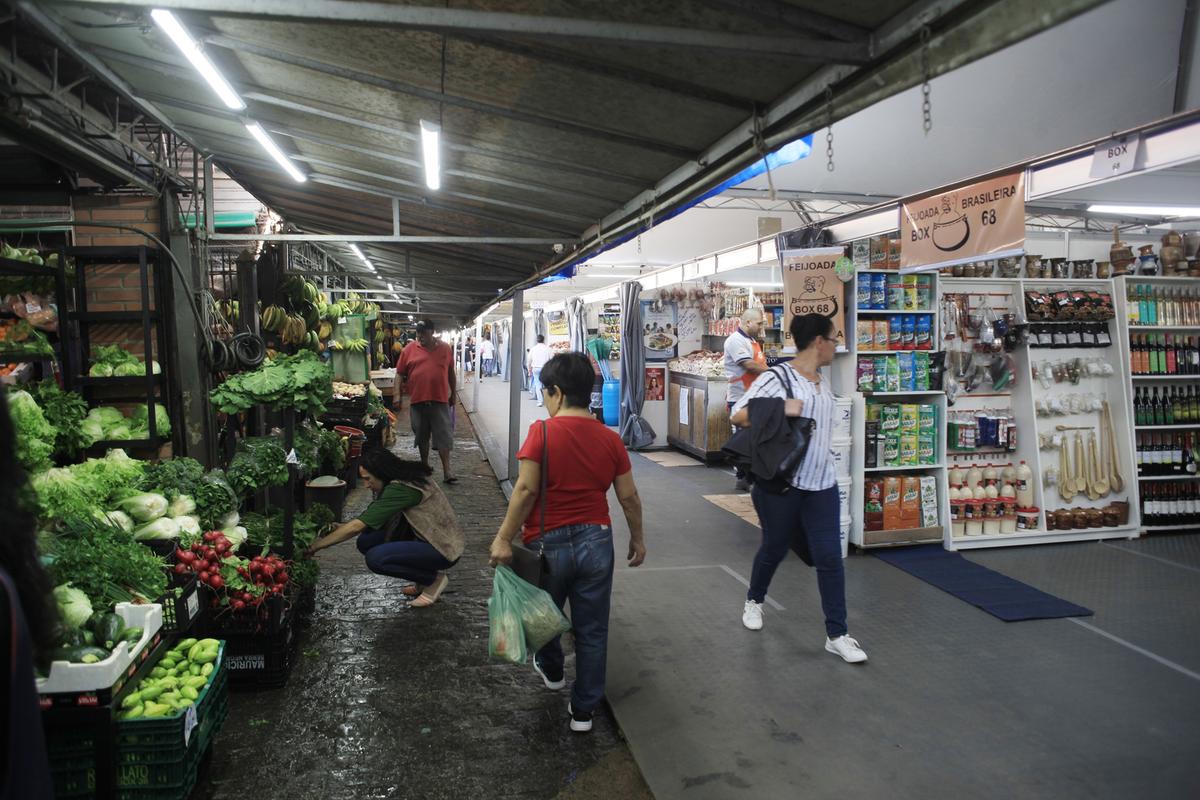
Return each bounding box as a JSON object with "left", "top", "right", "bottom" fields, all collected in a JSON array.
[
  {"left": 306, "top": 448, "right": 464, "bottom": 606},
  {"left": 730, "top": 313, "right": 867, "bottom": 664},
  {"left": 479, "top": 334, "right": 495, "bottom": 380},
  {"left": 724, "top": 307, "right": 768, "bottom": 490},
  {"left": 392, "top": 319, "right": 459, "bottom": 484},
  {"left": 528, "top": 334, "right": 555, "bottom": 407},
  {"left": 489, "top": 352, "right": 647, "bottom": 733}
]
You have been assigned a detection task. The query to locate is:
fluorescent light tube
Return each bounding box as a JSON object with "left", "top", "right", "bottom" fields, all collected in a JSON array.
[
  {"left": 420, "top": 119, "right": 441, "bottom": 191},
  {"left": 726, "top": 282, "right": 784, "bottom": 288},
  {"left": 244, "top": 122, "right": 306, "bottom": 182},
  {"left": 347, "top": 243, "right": 373, "bottom": 271},
  {"left": 151, "top": 9, "right": 245, "bottom": 110},
  {"left": 1088, "top": 204, "right": 1200, "bottom": 217}
]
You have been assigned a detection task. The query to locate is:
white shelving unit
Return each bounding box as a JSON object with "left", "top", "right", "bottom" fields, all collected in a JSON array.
[{"left": 1115, "top": 274, "right": 1200, "bottom": 535}]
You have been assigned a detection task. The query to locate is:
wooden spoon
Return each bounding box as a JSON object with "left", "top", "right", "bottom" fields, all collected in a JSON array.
[
  {"left": 1089, "top": 433, "right": 1108, "bottom": 499},
  {"left": 1060, "top": 437, "right": 1076, "bottom": 502},
  {"left": 1103, "top": 401, "right": 1125, "bottom": 493},
  {"left": 1073, "top": 433, "right": 1088, "bottom": 496}
]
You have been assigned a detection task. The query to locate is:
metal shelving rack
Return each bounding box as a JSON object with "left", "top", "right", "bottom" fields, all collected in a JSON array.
[{"left": 0, "top": 250, "right": 75, "bottom": 386}]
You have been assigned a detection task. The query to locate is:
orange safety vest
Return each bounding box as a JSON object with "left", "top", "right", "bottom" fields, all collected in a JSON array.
[{"left": 739, "top": 338, "right": 768, "bottom": 391}]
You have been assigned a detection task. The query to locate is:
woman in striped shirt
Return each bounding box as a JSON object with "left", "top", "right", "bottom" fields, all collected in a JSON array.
[{"left": 730, "top": 313, "right": 868, "bottom": 664}]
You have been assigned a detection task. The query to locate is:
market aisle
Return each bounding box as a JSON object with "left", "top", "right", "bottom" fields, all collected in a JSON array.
[
  {"left": 193, "top": 403, "right": 652, "bottom": 800},
  {"left": 465, "top": 375, "right": 550, "bottom": 483},
  {"left": 600, "top": 453, "right": 1200, "bottom": 800}
]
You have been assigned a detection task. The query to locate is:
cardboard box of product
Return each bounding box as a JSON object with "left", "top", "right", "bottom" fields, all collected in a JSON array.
[
  {"left": 900, "top": 434, "right": 918, "bottom": 466},
  {"left": 919, "top": 404, "right": 937, "bottom": 433},
  {"left": 919, "top": 476, "right": 939, "bottom": 528},
  {"left": 918, "top": 433, "right": 936, "bottom": 465},
  {"left": 882, "top": 477, "right": 902, "bottom": 529},
  {"left": 881, "top": 404, "right": 901, "bottom": 432},
  {"left": 900, "top": 476, "right": 921, "bottom": 528},
  {"left": 857, "top": 319, "right": 875, "bottom": 352},
  {"left": 883, "top": 432, "right": 901, "bottom": 466},
  {"left": 900, "top": 404, "right": 919, "bottom": 434},
  {"left": 864, "top": 478, "right": 884, "bottom": 531}
]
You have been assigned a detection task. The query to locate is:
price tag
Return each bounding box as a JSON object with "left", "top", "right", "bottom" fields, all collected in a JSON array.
[
  {"left": 338, "top": 317, "right": 348, "bottom": 324},
  {"left": 285, "top": 448, "right": 300, "bottom": 465},
  {"left": 185, "top": 590, "right": 200, "bottom": 620},
  {"left": 24, "top": 302, "right": 42, "bottom": 315},
  {"left": 183, "top": 704, "right": 198, "bottom": 747},
  {"left": 1089, "top": 134, "right": 1140, "bottom": 178}
]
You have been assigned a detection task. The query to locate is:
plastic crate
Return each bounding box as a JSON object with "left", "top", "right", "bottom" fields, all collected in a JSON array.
[
  {"left": 37, "top": 603, "right": 164, "bottom": 702},
  {"left": 157, "top": 575, "right": 202, "bottom": 635},
  {"left": 218, "top": 614, "right": 298, "bottom": 690}
]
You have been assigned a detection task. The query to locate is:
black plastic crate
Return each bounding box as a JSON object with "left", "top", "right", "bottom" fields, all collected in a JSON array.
[
  {"left": 219, "top": 616, "right": 298, "bottom": 690},
  {"left": 156, "top": 575, "right": 202, "bottom": 635}
]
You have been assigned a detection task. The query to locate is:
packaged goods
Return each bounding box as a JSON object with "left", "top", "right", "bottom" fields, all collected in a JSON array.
[
  {"left": 888, "top": 238, "right": 902, "bottom": 268},
  {"left": 888, "top": 317, "right": 902, "bottom": 351},
  {"left": 864, "top": 479, "right": 884, "bottom": 531},
  {"left": 883, "top": 432, "right": 900, "bottom": 466},
  {"left": 857, "top": 357, "right": 875, "bottom": 392},
  {"left": 865, "top": 403, "right": 881, "bottom": 422},
  {"left": 918, "top": 433, "right": 936, "bottom": 464},
  {"left": 887, "top": 277, "right": 905, "bottom": 311},
  {"left": 865, "top": 421, "right": 879, "bottom": 468},
  {"left": 874, "top": 356, "right": 889, "bottom": 392},
  {"left": 882, "top": 476, "right": 902, "bottom": 529},
  {"left": 881, "top": 404, "right": 901, "bottom": 432},
  {"left": 916, "top": 275, "right": 933, "bottom": 310},
  {"left": 900, "top": 434, "right": 918, "bottom": 466},
  {"left": 873, "top": 319, "right": 889, "bottom": 352},
  {"left": 871, "top": 237, "right": 890, "bottom": 270},
  {"left": 900, "top": 404, "right": 919, "bottom": 433},
  {"left": 897, "top": 352, "right": 914, "bottom": 391},
  {"left": 914, "top": 351, "right": 930, "bottom": 389},
  {"left": 900, "top": 477, "right": 921, "bottom": 528},
  {"left": 853, "top": 239, "right": 871, "bottom": 269},
  {"left": 901, "top": 314, "right": 916, "bottom": 350},
  {"left": 856, "top": 278, "right": 872, "bottom": 310},
  {"left": 903, "top": 275, "right": 918, "bottom": 311},
  {"left": 856, "top": 320, "right": 875, "bottom": 351},
  {"left": 871, "top": 274, "right": 887, "bottom": 309},
  {"left": 915, "top": 316, "right": 932, "bottom": 350},
  {"left": 919, "top": 404, "right": 936, "bottom": 433},
  {"left": 885, "top": 355, "right": 900, "bottom": 391}
]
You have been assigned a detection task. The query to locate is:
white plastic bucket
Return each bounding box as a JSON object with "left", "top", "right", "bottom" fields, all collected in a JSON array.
[
  {"left": 831, "top": 440, "right": 852, "bottom": 479},
  {"left": 836, "top": 476, "right": 852, "bottom": 516},
  {"left": 832, "top": 398, "right": 853, "bottom": 440},
  {"left": 840, "top": 516, "right": 851, "bottom": 559}
]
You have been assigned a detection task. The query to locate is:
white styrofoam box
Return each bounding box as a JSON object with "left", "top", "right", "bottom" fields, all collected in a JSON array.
[
  {"left": 831, "top": 439, "right": 852, "bottom": 478},
  {"left": 37, "top": 602, "right": 163, "bottom": 695},
  {"left": 840, "top": 516, "right": 851, "bottom": 559},
  {"left": 832, "top": 397, "right": 853, "bottom": 440},
  {"left": 836, "top": 477, "right": 852, "bottom": 516}
]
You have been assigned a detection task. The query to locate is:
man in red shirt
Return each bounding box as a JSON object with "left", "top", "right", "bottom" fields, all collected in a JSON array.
[{"left": 392, "top": 319, "right": 459, "bottom": 483}]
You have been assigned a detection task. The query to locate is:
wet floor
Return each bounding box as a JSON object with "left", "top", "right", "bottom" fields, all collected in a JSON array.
[{"left": 193, "top": 407, "right": 652, "bottom": 800}]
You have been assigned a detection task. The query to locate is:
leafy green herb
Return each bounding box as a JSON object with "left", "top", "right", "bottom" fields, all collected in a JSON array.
[
  {"left": 43, "top": 515, "right": 168, "bottom": 607},
  {"left": 226, "top": 437, "right": 289, "bottom": 498},
  {"left": 141, "top": 457, "right": 204, "bottom": 501},
  {"left": 194, "top": 470, "right": 237, "bottom": 530},
  {"left": 28, "top": 380, "right": 95, "bottom": 458},
  {"left": 6, "top": 389, "right": 55, "bottom": 470},
  {"left": 210, "top": 351, "right": 333, "bottom": 417}
]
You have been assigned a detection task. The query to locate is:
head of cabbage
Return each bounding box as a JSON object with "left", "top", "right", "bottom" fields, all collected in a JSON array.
[{"left": 53, "top": 584, "right": 94, "bottom": 629}]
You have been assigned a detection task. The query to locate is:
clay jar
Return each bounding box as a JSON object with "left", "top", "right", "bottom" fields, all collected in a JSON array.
[{"left": 1085, "top": 508, "right": 1104, "bottom": 528}]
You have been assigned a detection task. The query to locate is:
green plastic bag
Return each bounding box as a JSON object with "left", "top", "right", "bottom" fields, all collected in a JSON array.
[
  {"left": 490, "top": 566, "right": 573, "bottom": 660},
  {"left": 488, "top": 568, "right": 526, "bottom": 664}
]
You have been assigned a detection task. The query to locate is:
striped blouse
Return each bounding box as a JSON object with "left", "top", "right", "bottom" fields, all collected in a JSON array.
[{"left": 731, "top": 363, "right": 837, "bottom": 491}]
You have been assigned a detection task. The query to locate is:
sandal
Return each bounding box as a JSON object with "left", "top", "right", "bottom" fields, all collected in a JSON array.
[
  {"left": 443, "top": 476, "right": 459, "bottom": 485},
  {"left": 401, "top": 584, "right": 425, "bottom": 598},
  {"left": 411, "top": 574, "right": 449, "bottom": 607}
]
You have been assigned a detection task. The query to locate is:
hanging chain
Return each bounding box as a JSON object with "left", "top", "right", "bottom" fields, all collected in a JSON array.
[
  {"left": 824, "top": 86, "right": 835, "bottom": 172},
  {"left": 920, "top": 25, "right": 933, "bottom": 135}
]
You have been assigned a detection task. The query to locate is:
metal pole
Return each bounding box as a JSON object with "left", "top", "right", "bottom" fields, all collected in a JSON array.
[
  {"left": 202, "top": 156, "right": 215, "bottom": 237},
  {"left": 507, "top": 288, "right": 524, "bottom": 482},
  {"left": 472, "top": 315, "right": 482, "bottom": 412}
]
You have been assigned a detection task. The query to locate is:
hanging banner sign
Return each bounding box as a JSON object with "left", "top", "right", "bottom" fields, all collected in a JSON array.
[
  {"left": 899, "top": 170, "right": 1025, "bottom": 272},
  {"left": 1089, "top": 133, "right": 1140, "bottom": 178},
  {"left": 780, "top": 246, "right": 846, "bottom": 349}
]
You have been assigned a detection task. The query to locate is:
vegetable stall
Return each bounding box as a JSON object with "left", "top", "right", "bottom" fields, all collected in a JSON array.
[{"left": 3, "top": 238, "right": 367, "bottom": 799}]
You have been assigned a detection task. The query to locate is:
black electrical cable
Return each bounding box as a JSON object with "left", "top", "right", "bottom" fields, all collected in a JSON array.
[
  {"left": 231, "top": 331, "right": 265, "bottom": 369},
  {"left": 209, "top": 338, "right": 231, "bottom": 373}
]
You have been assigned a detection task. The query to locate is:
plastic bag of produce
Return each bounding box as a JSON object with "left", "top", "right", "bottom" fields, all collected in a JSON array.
[
  {"left": 492, "top": 564, "right": 571, "bottom": 651},
  {"left": 488, "top": 566, "right": 527, "bottom": 665}
]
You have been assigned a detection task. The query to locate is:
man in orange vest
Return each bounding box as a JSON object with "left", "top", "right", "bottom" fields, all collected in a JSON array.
[{"left": 723, "top": 307, "right": 768, "bottom": 491}]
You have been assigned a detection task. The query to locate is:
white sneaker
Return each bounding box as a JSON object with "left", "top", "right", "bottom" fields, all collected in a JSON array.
[
  {"left": 742, "top": 600, "right": 763, "bottom": 631},
  {"left": 825, "top": 635, "right": 868, "bottom": 663}
]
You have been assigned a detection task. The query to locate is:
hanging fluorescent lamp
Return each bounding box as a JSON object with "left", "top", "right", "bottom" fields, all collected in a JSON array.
[
  {"left": 1088, "top": 204, "right": 1200, "bottom": 217},
  {"left": 420, "top": 120, "right": 441, "bottom": 191},
  {"left": 244, "top": 122, "right": 306, "bottom": 183},
  {"left": 347, "top": 243, "right": 374, "bottom": 271},
  {"left": 151, "top": 9, "right": 245, "bottom": 110}
]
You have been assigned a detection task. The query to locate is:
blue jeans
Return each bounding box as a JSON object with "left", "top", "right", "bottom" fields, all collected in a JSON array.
[
  {"left": 534, "top": 523, "right": 615, "bottom": 713},
  {"left": 482, "top": 358, "right": 493, "bottom": 376},
  {"left": 532, "top": 368, "right": 544, "bottom": 404},
  {"left": 357, "top": 528, "right": 456, "bottom": 586},
  {"left": 748, "top": 484, "right": 847, "bottom": 638}
]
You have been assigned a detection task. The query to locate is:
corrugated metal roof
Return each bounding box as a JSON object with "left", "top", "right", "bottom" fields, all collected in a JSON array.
[{"left": 2, "top": 0, "right": 1109, "bottom": 320}]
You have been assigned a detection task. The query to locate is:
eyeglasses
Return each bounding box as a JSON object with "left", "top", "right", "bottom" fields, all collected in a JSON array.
[{"left": 823, "top": 336, "right": 839, "bottom": 344}]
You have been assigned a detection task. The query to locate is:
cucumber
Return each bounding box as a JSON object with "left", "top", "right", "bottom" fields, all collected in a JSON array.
[
  {"left": 82, "top": 630, "right": 96, "bottom": 647},
  {"left": 95, "top": 613, "right": 124, "bottom": 649},
  {"left": 61, "top": 646, "right": 110, "bottom": 664},
  {"left": 119, "top": 627, "right": 144, "bottom": 644}
]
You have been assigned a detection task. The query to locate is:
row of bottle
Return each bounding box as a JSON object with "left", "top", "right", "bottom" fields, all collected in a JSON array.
[
  {"left": 1126, "top": 284, "right": 1200, "bottom": 327},
  {"left": 1134, "top": 431, "right": 1199, "bottom": 476},
  {"left": 948, "top": 462, "right": 1036, "bottom": 505},
  {"left": 1133, "top": 385, "right": 1200, "bottom": 426},
  {"left": 1139, "top": 481, "right": 1200, "bottom": 527},
  {"left": 947, "top": 411, "right": 1018, "bottom": 452},
  {"left": 1129, "top": 335, "right": 1200, "bottom": 375},
  {"left": 856, "top": 273, "right": 934, "bottom": 311}
]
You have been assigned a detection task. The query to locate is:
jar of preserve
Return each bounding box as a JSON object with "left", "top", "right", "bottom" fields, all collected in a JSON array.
[
  {"left": 1016, "top": 507, "right": 1040, "bottom": 531},
  {"left": 1085, "top": 508, "right": 1104, "bottom": 528},
  {"left": 1101, "top": 507, "right": 1120, "bottom": 528},
  {"left": 1071, "top": 508, "right": 1089, "bottom": 529}
]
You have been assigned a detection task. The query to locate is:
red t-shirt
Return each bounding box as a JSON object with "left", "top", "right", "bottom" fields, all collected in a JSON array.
[
  {"left": 397, "top": 341, "right": 453, "bottom": 404},
  {"left": 516, "top": 415, "right": 632, "bottom": 543}
]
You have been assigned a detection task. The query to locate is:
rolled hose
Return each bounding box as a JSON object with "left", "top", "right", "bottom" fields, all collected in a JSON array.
[
  {"left": 231, "top": 332, "right": 266, "bottom": 369},
  {"left": 207, "top": 337, "right": 231, "bottom": 373}
]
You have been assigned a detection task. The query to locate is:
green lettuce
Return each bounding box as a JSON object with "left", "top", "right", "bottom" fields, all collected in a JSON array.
[{"left": 7, "top": 389, "right": 55, "bottom": 471}]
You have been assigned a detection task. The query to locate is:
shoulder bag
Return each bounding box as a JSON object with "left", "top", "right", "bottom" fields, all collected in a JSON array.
[
  {"left": 511, "top": 420, "right": 549, "bottom": 587},
  {"left": 721, "top": 366, "right": 816, "bottom": 494}
]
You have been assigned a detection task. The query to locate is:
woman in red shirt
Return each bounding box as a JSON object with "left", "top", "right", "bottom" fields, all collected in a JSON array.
[{"left": 490, "top": 352, "right": 646, "bottom": 733}]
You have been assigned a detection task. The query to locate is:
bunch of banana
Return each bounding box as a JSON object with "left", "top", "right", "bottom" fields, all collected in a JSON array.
[
  {"left": 304, "top": 330, "right": 322, "bottom": 352},
  {"left": 281, "top": 314, "right": 307, "bottom": 345},
  {"left": 262, "top": 305, "right": 288, "bottom": 333},
  {"left": 317, "top": 320, "right": 333, "bottom": 339},
  {"left": 332, "top": 337, "right": 369, "bottom": 352},
  {"left": 215, "top": 299, "right": 239, "bottom": 321},
  {"left": 302, "top": 280, "right": 321, "bottom": 305},
  {"left": 278, "top": 275, "right": 306, "bottom": 304}
]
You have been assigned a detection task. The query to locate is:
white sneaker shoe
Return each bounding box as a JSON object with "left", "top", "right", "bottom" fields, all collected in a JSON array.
[
  {"left": 825, "top": 635, "right": 868, "bottom": 663},
  {"left": 742, "top": 600, "right": 764, "bottom": 631}
]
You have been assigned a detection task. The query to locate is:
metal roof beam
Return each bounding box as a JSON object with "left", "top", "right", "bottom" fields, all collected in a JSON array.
[
  {"left": 207, "top": 233, "right": 567, "bottom": 244},
  {"left": 197, "top": 32, "right": 700, "bottom": 158},
  {"left": 60, "top": 0, "right": 871, "bottom": 62},
  {"left": 692, "top": 0, "right": 870, "bottom": 43}
]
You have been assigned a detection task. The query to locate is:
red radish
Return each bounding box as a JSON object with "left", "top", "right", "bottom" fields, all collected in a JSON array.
[
  {"left": 276, "top": 572, "right": 289, "bottom": 584},
  {"left": 209, "top": 575, "right": 224, "bottom": 590},
  {"left": 199, "top": 571, "right": 210, "bottom": 583},
  {"left": 173, "top": 562, "right": 189, "bottom": 575},
  {"left": 230, "top": 599, "right": 245, "bottom": 611}
]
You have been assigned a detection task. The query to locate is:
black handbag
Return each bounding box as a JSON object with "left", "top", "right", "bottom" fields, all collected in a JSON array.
[
  {"left": 511, "top": 420, "right": 549, "bottom": 587},
  {"left": 721, "top": 367, "right": 816, "bottom": 495}
]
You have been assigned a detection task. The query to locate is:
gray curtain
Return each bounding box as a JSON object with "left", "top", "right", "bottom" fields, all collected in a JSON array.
[
  {"left": 567, "top": 297, "right": 586, "bottom": 353},
  {"left": 534, "top": 309, "right": 547, "bottom": 340},
  {"left": 619, "top": 281, "right": 655, "bottom": 448},
  {"left": 499, "top": 320, "right": 510, "bottom": 381}
]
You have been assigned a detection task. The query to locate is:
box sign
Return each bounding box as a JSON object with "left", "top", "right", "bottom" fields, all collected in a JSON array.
[
  {"left": 780, "top": 247, "right": 846, "bottom": 349},
  {"left": 899, "top": 170, "right": 1025, "bottom": 272}
]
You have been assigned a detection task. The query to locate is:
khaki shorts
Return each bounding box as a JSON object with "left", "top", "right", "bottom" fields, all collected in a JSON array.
[{"left": 410, "top": 401, "right": 453, "bottom": 451}]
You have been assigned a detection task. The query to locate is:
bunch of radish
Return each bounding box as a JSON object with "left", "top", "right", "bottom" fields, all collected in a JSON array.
[
  {"left": 174, "top": 531, "right": 291, "bottom": 613},
  {"left": 174, "top": 531, "right": 233, "bottom": 591}
]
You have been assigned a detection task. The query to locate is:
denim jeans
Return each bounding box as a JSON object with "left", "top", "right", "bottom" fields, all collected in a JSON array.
[
  {"left": 533, "top": 523, "right": 615, "bottom": 713},
  {"left": 357, "top": 528, "right": 456, "bottom": 586},
  {"left": 482, "top": 358, "right": 493, "bottom": 376},
  {"left": 532, "top": 368, "right": 544, "bottom": 404},
  {"left": 748, "top": 484, "right": 847, "bottom": 638}
]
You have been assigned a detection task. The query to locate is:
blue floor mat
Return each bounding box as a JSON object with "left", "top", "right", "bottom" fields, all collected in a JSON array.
[{"left": 873, "top": 545, "right": 1094, "bottom": 621}]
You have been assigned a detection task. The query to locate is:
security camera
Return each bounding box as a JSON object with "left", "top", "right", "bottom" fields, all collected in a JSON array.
[{"left": 552, "top": 243, "right": 564, "bottom": 254}]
